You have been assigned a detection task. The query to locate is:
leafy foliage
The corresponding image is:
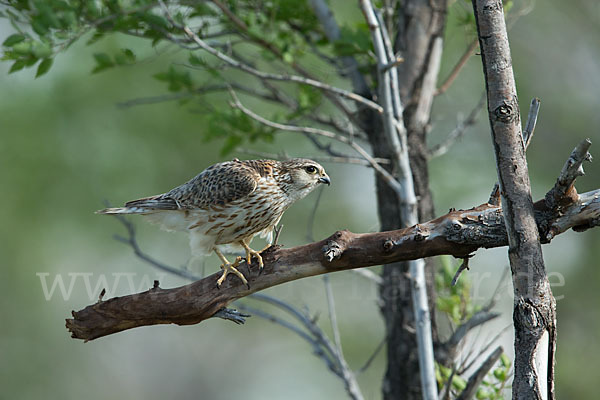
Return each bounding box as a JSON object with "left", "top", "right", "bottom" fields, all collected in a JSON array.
[
  {"left": 436, "top": 255, "right": 478, "bottom": 324},
  {"left": 205, "top": 109, "right": 275, "bottom": 155}
]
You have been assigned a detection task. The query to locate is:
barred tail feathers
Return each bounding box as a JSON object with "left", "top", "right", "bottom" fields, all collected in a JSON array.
[
  {"left": 96, "top": 206, "right": 152, "bottom": 215},
  {"left": 96, "top": 195, "right": 178, "bottom": 215}
]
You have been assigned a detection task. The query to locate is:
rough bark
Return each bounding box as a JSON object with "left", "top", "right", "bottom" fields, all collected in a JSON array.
[
  {"left": 472, "top": 1, "right": 557, "bottom": 398},
  {"left": 66, "top": 188, "right": 600, "bottom": 343},
  {"left": 376, "top": 1, "right": 447, "bottom": 398}
]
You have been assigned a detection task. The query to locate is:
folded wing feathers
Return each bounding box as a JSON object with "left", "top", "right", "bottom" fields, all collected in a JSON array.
[{"left": 96, "top": 195, "right": 179, "bottom": 215}]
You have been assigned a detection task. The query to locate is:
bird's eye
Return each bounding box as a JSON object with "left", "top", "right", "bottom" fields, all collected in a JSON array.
[{"left": 305, "top": 166, "right": 317, "bottom": 174}]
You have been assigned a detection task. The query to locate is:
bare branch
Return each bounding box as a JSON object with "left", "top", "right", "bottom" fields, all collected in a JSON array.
[
  {"left": 351, "top": 268, "right": 384, "bottom": 285},
  {"left": 67, "top": 184, "right": 600, "bottom": 341},
  {"left": 323, "top": 276, "right": 365, "bottom": 400},
  {"left": 236, "top": 303, "right": 340, "bottom": 375},
  {"left": 235, "top": 147, "right": 390, "bottom": 167},
  {"left": 429, "top": 94, "right": 486, "bottom": 158},
  {"left": 435, "top": 40, "right": 479, "bottom": 96},
  {"left": 544, "top": 138, "right": 592, "bottom": 216},
  {"left": 451, "top": 255, "right": 472, "bottom": 286},
  {"left": 522, "top": 97, "right": 541, "bottom": 145},
  {"left": 356, "top": 336, "right": 386, "bottom": 375},
  {"left": 324, "top": 276, "right": 343, "bottom": 353},
  {"left": 110, "top": 213, "right": 200, "bottom": 282},
  {"left": 248, "top": 293, "right": 365, "bottom": 400},
  {"left": 459, "top": 324, "right": 511, "bottom": 375},
  {"left": 456, "top": 346, "right": 504, "bottom": 400},
  {"left": 116, "top": 83, "right": 276, "bottom": 109},
  {"left": 446, "top": 310, "right": 501, "bottom": 352}
]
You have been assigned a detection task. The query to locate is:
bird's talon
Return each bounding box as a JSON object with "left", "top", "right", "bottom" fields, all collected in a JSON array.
[{"left": 216, "top": 259, "right": 248, "bottom": 288}]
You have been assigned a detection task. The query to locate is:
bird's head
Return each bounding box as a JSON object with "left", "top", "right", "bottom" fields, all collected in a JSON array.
[{"left": 279, "top": 158, "right": 330, "bottom": 201}]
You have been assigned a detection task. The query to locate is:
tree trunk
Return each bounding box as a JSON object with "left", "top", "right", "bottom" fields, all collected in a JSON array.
[
  {"left": 471, "top": 1, "right": 557, "bottom": 398},
  {"left": 371, "top": 1, "right": 447, "bottom": 398}
]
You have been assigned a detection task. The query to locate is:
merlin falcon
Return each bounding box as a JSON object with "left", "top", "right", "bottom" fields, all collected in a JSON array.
[{"left": 98, "top": 158, "right": 331, "bottom": 287}]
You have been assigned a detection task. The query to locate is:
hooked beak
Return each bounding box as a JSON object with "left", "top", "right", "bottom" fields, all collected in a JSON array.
[{"left": 318, "top": 175, "right": 331, "bottom": 185}]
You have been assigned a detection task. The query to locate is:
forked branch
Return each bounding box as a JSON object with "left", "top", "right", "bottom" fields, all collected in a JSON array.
[{"left": 67, "top": 158, "right": 599, "bottom": 341}]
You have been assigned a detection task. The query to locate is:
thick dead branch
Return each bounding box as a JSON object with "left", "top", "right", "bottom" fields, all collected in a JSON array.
[
  {"left": 544, "top": 138, "right": 592, "bottom": 213},
  {"left": 67, "top": 186, "right": 600, "bottom": 342}
]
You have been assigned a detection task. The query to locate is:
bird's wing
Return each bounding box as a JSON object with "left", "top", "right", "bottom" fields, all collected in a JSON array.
[{"left": 164, "top": 161, "right": 261, "bottom": 209}]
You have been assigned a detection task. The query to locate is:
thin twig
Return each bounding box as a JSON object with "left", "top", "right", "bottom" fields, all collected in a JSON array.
[
  {"left": 308, "top": 0, "right": 371, "bottom": 95},
  {"left": 324, "top": 276, "right": 343, "bottom": 354},
  {"left": 306, "top": 185, "right": 325, "bottom": 242},
  {"left": 451, "top": 256, "right": 472, "bottom": 286},
  {"left": 235, "top": 148, "right": 391, "bottom": 167},
  {"left": 456, "top": 346, "right": 504, "bottom": 400},
  {"left": 435, "top": 40, "right": 479, "bottom": 96},
  {"left": 440, "top": 364, "right": 459, "bottom": 400},
  {"left": 459, "top": 324, "right": 511, "bottom": 375},
  {"left": 445, "top": 310, "right": 501, "bottom": 351},
  {"left": 356, "top": 336, "right": 386, "bottom": 375},
  {"left": 429, "top": 94, "right": 486, "bottom": 158},
  {"left": 157, "top": 1, "right": 383, "bottom": 113},
  {"left": 522, "top": 97, "right": 540, "bottom": 146},
  {"left": 237, "top": 304, "right": 341, "bottom": 375},
  {"left": 228, "top": 89, "right": 404, "bottom": 195},
  {"left": 116, "top": 83, "right": 270, "bottom": 109},
  {"left": 351, "top": 268, "right": 384, "bottom": 285},
  {"left": 111, "top": 213, "right": 202, "bottom": 282}
]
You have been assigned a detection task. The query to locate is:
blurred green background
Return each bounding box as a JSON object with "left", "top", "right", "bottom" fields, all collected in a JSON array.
[{"left": 1, "top": 1, "right": 599, "bottom": 399}]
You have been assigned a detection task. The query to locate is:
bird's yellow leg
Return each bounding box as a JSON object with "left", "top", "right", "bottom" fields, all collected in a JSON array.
[
  {"left": 240, "top": 240, "right": 265, "bottom": 270},
  {"left": 214, "top": 248, "right": 248, "bottom": 288}
]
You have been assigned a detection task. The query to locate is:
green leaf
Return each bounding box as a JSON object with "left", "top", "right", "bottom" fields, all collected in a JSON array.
[
  {"left": 35, "top": 58, "right": 53, "bottom": 78},
  {"left": 451, "top": 375, "right": 467, "bottom": 391},
  {"left": 140, "top": 13, "right": 169, "bottom": 29},
  {"left": 114, "top": 48, "right": 136, "bottom": 65},
  {"left": 220, "top": 134, "right": 243, "bottom": 155},
  {"left": 492, "top": 368, "right": 506, "bottom": 381},
  {"left": 282, "top": 51, "right": 294, "bottom": 64},
  {"left": 11, "top": 41, "right": 32, "bottom": 56},
  {"left": 188, "top": 53, "right": 205, "bottom": 66},
  {"left": 31, "top": 41, "right": 52, "bottom": 58},
  {"left": 153, "top": 66, "right": 192, "bottom": 92},
  {"left": 31, "top": 16, "right": 50, "bottom": 36},
  {"left": 500, "top": 353, "right": 511, "bottom": 368},
  {"left": 334, "top": 24, "right": 372, "bottom": 57},
  {"left": 9, "top": 59, "right": 27, "bottom": 74},
  {"left": 3, "top": 34, "right": 27, "bottom": 47},
  {"left": 92, "top": 52, "right": 114, "bottom": 73}
]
